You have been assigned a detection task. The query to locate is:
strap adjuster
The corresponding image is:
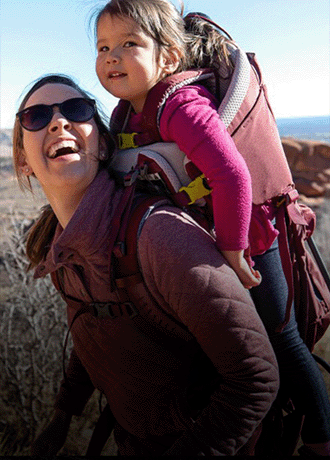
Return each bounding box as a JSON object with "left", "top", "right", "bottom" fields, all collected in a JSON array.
[
  {"left": 90, "top": 302, "right": 118, "bottom": 318},
  {"left": 89, "top": 301, "right": 139, "bottom": 319},
  {"left": 179, "top": 174, "right": 212, "bottom": 205},
  {"left": 117, "top": 133, "right": 138, "bottom": 149}
]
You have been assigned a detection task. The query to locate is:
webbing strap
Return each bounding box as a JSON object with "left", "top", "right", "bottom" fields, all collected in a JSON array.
[
  {"left": 275, "top": 189, "right": 308, "bottom": 333},
  {"left": 86, "top": 404, "right": 116, "bottom": 456},
  {"left": 275, "top": 204, "right": 294, "bottom": 332}
]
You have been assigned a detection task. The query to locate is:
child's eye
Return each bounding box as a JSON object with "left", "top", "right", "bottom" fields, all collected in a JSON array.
[
  {"left": 98, "top": 46, "right": 109, "bottom": 53},
  {"left": 123, "top": 41, "right": 137, "bottom": 48}
]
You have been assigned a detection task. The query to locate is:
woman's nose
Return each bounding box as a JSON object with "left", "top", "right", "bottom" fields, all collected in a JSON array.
[{"left": 48, "top": 111, "right": 72, "bottom": 133}]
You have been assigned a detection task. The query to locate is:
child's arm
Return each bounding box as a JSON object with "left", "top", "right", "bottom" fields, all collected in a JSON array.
[
  {"left": 160, "top": 85, "right": 252, "bottom": 255},
  {"left": 221, "top": 249, "right": 261, "bottom": 289}
]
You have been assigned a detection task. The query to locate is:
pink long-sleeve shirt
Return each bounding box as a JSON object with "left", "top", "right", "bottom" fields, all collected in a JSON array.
[{"left": 128, "top": 84, "right": 252, "bottom": 252}]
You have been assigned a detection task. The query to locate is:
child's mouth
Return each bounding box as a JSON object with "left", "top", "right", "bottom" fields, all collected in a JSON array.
[{"left": 108, "top": 72, "right": 126, "bottom": 79}]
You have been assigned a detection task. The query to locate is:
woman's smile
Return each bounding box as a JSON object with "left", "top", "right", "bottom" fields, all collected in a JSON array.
[{"left": 47, "top": 138, "right": 81, "bottom": 159}]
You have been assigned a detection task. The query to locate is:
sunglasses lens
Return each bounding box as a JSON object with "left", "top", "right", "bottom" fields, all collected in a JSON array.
[
  {"left": 19, "top": 105, "right": 52, "bottom": 131},
  {"left": 18, "top": 98, "right": 96, "bottom": 131},
  {"left": 62, "top": 98, "right": 95, "bottom": 122}
]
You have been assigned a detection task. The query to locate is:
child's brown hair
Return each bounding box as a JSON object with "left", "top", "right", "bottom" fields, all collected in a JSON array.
[{"left": 93, "top": 0, "right": 233, "bottom": 74}]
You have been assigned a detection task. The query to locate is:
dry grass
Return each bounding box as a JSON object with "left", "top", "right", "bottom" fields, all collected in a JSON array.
[
  {"left": 0, "top": 173, "right": 117, "bottom": 455},
  {"left": 0, "top": 211, "right": 118, "bottom": 456}
]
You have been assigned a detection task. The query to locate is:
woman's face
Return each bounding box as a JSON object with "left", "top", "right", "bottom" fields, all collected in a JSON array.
[{"left": 20, "top": 83, "right": 103, "bottom": 198}]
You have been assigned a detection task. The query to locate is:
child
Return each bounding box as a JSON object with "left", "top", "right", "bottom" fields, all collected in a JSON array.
[
  {"left": 95, "top": 0, "right": 261, "bottom": 290},
  {"left": 94, "top": 0, "right": 330, "bottom": 455}
]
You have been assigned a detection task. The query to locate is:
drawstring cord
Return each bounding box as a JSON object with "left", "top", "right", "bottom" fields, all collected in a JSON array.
[{"left": 62, "top": 305, "right": 91, "bottom": 384}]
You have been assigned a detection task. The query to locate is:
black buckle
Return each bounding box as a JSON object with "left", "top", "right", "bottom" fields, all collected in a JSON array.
[
  {"left": 90, "top": 302, "right": 117, "bottom": 318},
  {"left": 123, "top": 302, "right": 139, "bottom": 319},
  {"left": 90, "top": 301, "right": 138, "bottom": 319}
]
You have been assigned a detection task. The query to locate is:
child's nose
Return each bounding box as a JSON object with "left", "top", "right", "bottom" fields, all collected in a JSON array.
[{"left": 106, "top": 49, "right": 120, "bottom": 64}]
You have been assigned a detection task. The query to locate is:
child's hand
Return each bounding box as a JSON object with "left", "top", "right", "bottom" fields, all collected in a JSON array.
[
  {"left": 30, "top": 409, "right": 72, "bottom": 456},
  {"left": 221, "top": 249, "right": 262, "bottom": 289}
]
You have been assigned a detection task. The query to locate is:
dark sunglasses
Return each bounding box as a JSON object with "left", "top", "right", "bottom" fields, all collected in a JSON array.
[{"left": 16, "top": 98, "right": 96, "bottom": 131}]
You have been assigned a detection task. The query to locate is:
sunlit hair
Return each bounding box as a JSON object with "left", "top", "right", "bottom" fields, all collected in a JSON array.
[
  {"left": 183, "top": 13, "right": 233, "bottom": 70},
  {"left": 13, "top": 74, "right": 113, "bottom": 192},
  {"left": 91, "top": 0, "right": 233, "bottom": 73}
]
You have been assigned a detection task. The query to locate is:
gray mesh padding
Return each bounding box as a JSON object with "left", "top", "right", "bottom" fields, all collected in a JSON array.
[{"left": 218, "top": 45, "right": 251, "bottom": 128}]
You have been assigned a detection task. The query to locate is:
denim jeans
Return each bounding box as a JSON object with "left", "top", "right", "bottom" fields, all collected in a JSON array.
[{"left": 251, "top": 238, "right": 330, "bottom": 443}]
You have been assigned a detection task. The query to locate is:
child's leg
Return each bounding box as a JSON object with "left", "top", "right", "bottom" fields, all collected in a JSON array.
[{"left": 251, "top": 239, "right": 330, "bottom": 448}]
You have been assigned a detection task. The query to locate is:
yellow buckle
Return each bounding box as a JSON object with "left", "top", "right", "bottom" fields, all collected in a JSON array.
[
  {"left": 117, "top": 133, "right": 138, "bottom": 149},
  {"left": 179, "top": 174, "right": 212, "bottom": 205}
]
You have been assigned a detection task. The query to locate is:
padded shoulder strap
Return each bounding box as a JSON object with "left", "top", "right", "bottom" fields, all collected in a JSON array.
[
  {"left": 113, "top": 194, "right": 194, "bottom": 344},
  {"left": 109, "top": 99, "right": 131, "bottom": 135},
  {"left": 111, "top": 70, "right": 216, "bottom": 148},
  {"left": 147, "top": 69, "right": 216, "bottom": 133},
  {"left": 113, "top": 195, "right": 170, "bottom": 285}
]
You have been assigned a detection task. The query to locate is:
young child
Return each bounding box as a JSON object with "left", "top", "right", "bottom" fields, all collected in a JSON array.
[
  {"left": 95, "top": 0, "right": 260, "bottom": 290},
  {"left": 94, "top": 0, "right": 330, "bottom": 455}
]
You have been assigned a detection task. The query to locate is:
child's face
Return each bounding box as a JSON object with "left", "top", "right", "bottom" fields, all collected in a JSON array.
[{"left": 96, "top": 14, "right": 170, "bottom": 113}]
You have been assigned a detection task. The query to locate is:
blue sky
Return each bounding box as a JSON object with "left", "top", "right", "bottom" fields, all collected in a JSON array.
[{"left": 1, "top": 0, "right": 329, "bottom": 128}]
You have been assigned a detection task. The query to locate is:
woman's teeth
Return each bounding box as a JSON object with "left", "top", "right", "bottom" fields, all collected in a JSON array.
[{"left": 48, "top": 140, "right": 79, "bottom": 158}]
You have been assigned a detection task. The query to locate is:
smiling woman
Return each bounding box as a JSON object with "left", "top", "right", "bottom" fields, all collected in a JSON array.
[{"left": 11, "top": 73, "right": 279, "bottom": 456}]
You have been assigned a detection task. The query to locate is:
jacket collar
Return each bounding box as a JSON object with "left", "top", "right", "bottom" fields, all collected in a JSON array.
[{"left": 34, "top": 169, "right": 123, "bottom": 278}]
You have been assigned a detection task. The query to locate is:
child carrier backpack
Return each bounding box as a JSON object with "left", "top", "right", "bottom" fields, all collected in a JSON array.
[{"left": 108, "top": 12, "right": 330, "bottom": 348}]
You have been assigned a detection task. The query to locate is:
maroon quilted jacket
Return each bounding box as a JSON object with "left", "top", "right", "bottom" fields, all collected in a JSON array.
[{"left": 35, "top": 169, "right": 279, "bottom": 456}]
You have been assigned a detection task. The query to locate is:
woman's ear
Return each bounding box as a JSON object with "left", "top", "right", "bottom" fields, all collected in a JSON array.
[
  {"left": 18, "top": 152, "right": 33, "bottom": 176},
  {"left": 98, "top": 137, "right": 109, "bottom": 161}
]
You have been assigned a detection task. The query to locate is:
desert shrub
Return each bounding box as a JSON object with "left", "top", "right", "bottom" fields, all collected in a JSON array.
[
  {"left": 0, "top": 215, "right": 67, "bottom": 454},
  {"left": 0, "top": 213, "right": 117, "bottom": 455}
]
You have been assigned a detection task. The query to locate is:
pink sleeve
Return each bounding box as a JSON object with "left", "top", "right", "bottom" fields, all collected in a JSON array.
[{"left": 159, "top": 85, "right": 252, "bottom": 251}]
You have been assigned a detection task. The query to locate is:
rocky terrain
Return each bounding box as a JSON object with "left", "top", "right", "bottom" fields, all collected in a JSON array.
[
  {"left": 0, "top": 129, "right": 329, "bottom": 456},
  {"left": 282, "top": 137, "right": 330, "bottom": 198}
]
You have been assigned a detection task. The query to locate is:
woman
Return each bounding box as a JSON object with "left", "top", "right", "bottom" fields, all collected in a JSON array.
[{"left": 13, "top": 74, "right": 279, "bottom": 456}]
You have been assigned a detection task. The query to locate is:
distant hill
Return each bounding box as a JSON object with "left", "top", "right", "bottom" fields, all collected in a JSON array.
[
  {"left": 0, "top": 129, "right": 13, "bottom": 147},
  {"left": 0, "top": 130, "right": 13, "bottom": 173}
]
